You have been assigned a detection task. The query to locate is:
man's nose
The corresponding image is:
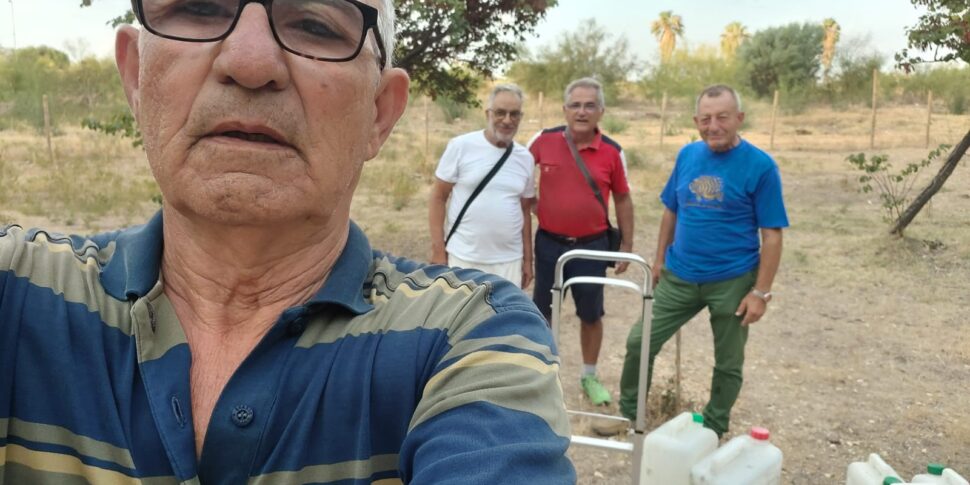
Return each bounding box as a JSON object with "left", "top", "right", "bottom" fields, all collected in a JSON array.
[{"left": 212, "top": 3, "right": 291, "bottom": 91}]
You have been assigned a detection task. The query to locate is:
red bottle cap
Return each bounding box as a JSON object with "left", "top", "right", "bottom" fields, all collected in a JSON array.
[{"left": 750, "top": 427, "right": 770, "bottom": 440}]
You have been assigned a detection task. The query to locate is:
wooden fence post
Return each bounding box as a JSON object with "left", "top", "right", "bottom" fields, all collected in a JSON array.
[
  {"left": 659, "top": 92, "right": 668, "bottom": 149},
  {"left": 43, "top": 94, "right": 53, "bottom": 164},
  {"left": 424, "top": 96, "right": 430, "bottom": 163},
  {"left": 769, "top": 90, "right": 779, "bottom": 151},
  {"left": 538, "top": 91, "right": 544, "bottom": 131},
  {"left": 926, "top": 90, "right": 933, "bottom": 149},
  {"left": 870, "top": 69, "right": 879, "bottom": 150}
]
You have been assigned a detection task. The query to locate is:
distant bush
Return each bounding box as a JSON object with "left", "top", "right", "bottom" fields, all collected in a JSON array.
[
  {"left": 624, "top": 147, "right": 646, "bottom": 169},
  {"left": 602, "top": 116, "right": 629, "bottom": 135},
  {"left": 435, "top": 95, "right": 469, "bottom": 124},
  {"left": 508, "top": 20, "right": 638, "bottom": 105},
  {"left": 640, "top": 45, "right": 742, "bottom": 102},
  {"left": 0, "top": 48, "right": 128, "bottom": 130}
]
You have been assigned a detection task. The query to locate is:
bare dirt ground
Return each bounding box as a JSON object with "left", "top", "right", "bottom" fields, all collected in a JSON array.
[{"left": 3, "top": 99, "right": 968, "bottom": 484}]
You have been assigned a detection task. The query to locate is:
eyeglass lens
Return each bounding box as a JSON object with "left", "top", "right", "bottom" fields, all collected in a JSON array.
[
  {"left": 491, "top": 109, "right": 523, "bottom": 120},
  {"left": 566, "top": 102, "right": 599, "bottom": 112},
  {"left": 140, "top": 0, "right": 366, "bottom": 61}
]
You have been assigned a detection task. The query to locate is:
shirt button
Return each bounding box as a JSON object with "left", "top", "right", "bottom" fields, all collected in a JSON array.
[{"left": 231, "top": 405, "right": 254, "bottom": 427}]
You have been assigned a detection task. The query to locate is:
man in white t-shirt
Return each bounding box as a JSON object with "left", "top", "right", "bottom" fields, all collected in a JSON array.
[{"left": 428, "top": 84, "right": 536, "bottom": 288}]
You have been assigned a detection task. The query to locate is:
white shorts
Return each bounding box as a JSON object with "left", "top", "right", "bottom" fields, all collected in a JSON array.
[{"left": 448, "top": 254, "right": 523, "bottom": 288}]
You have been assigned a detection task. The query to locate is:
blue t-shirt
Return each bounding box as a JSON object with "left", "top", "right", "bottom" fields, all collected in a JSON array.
[{"left": 660, "top": 139, "right": 789, "bottom": 283}]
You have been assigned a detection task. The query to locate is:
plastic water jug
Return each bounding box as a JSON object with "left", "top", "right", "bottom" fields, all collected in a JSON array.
[
  {"left": 640, "top": 412, "right": 719, "bottom": 484},
  {"left": 689, "top": 427, "right": 783, "bottom": 485},
  {"left": 911, "top": 464, "right": 969, "bottom": 485},
  {"left": 846, "top": 453, "right": 904, "bottom": 485}
]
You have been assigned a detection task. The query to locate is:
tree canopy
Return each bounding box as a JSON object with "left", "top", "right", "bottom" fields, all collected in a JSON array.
[
  {"left": 507, "top": 20, "right": 637, "bottom": 104},
  {"left": 737, "top": 22, "right": 824, "bottom": 97},
  {"left": 896, "top": 0, "right": 970, "bottom": 71},
  {"left": 651, "top": 11, "right": 684, "bottom": 64}
]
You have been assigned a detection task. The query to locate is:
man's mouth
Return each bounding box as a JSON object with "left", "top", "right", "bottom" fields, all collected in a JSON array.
[
  {"left": 220, "top": 130, "right": 283, "bottom": 145},
  {"left": 205, "top": 122, "right": 292, "bottom": 149}
]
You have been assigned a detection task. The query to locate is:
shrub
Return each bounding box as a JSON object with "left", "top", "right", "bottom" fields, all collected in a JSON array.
[
  {"left": 846, "top": 144, "right": 948, "bottom": 225},
  {"left": 601, "top": 116, "right": 629, "bottom": 135}
]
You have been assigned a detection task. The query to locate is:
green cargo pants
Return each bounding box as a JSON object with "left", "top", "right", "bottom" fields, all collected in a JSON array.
[{"left": 618, "top": 268, "right": 756, "bottom": 436}]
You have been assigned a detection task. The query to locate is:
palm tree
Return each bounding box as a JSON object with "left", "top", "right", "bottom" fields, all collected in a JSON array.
[
  {"left": 720, "top": 21, "right": 749, "bottom": 61},
  {"left": 651, "top": 11, "right": 684, "bottom": 64},
  {"left": 821, "top": 18, "right": 841, "bottom": 81}
]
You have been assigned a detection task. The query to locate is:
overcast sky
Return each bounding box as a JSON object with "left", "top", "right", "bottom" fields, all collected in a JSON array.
[{"left": 0, "top": 0, "right": 924, "bottom": 64}]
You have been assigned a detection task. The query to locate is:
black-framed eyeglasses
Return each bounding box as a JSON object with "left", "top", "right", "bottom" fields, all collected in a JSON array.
[{"left": 131, "top": 0, "right": 387, "bottom": 69}]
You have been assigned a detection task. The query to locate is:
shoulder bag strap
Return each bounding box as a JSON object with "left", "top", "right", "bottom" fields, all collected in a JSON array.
[
  {"left": 445, "top": 143, "right": 515, "bottom": 244},
  {"left": 564, "top": 130, "right": 612, "bottom": 228}
]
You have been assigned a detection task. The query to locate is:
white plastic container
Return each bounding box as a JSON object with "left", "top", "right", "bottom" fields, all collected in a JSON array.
[
  {"left": 640, "top": 412, "right": 719, "bottom": 485},
  {"left": 690, "top": 427, "right": 783, "bottom": 485},
  {"left": 846, "top": 453, "right": 903, "bottom": 485},
  {"left": 911, "top": 464, "right": 969, "bottom": 485}
]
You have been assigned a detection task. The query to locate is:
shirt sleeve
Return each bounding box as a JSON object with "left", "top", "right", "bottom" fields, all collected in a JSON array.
[
  {"left": 526, "top": 131, "right": 542, "bottom": 163},
  {"left": 434, "top": 138, "right": 462, "bottom": 183},
  {"left": 753, "top": 162, "right": 790, "bottom": 229},
  {"left": 398, "top": 283, "right": 575, "bottom": 484},
  {"left": 610, "top": 149, "right": 631, "bottom": 195},
  {"left": 521, "top": 149, "right": 536, "bottom": 199}
]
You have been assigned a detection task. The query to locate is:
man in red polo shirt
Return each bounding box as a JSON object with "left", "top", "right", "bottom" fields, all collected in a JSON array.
[{"left": 529, "top": 77, "right": 635, "bottom": 405}]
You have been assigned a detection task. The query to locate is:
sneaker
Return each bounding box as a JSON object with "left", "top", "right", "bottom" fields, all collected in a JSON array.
[
  {"left": 591, "top": 419, "right": 630, "bottom": 436},
  {"left": 581, "top": 375, "right": 611, "bottom": 406}
]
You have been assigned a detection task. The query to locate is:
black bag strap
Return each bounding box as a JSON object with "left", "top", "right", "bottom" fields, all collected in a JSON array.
[
  {"left": 564, "top": 130, "right": 613, "bottom": 228},
  {"left": 445, "top": 143, "right": 515, "bottom": 244}
]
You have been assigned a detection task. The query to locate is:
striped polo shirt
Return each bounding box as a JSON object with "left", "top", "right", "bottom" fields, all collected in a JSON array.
[{"left": 0, "top": 212, "right": 575, "bottom": 484}]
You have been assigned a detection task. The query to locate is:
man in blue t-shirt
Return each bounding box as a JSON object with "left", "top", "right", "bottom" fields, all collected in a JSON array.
[{"left": 608, "top": 84, "right": 788, "bottom": 437}]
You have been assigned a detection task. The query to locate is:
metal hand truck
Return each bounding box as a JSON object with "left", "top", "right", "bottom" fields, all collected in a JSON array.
[{"left": 550, "top": 249, "right": 653, "bottom": 485}]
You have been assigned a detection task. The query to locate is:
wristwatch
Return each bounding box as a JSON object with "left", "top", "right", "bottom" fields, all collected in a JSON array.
[{"left": 750, "top": 288, "right": 772, "bottom": 303}]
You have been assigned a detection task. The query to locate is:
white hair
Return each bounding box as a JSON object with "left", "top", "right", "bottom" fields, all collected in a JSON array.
[
  {"left": 487, "top": 84, "right": 525, "bottom": 109},
  {"left": 376, "top": 0, "right": 395, "bottom": 69},
  {"left": 564, "top": 77, "right": 606, "bottom": 108},
  {"left": 695, "top": 84, "right": 743, "bottom": 114}
]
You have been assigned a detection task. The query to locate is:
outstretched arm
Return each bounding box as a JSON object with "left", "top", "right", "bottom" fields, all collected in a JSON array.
[{"left": 399, "top": 306, "right": 575, "bottom": 484}]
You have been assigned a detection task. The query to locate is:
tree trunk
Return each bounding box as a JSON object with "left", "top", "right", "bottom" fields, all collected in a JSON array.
[{"left": 890, "top": 129, "right": 970, "bottom": 236}]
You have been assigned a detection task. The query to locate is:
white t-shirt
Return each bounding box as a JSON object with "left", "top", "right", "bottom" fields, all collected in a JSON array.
[{"left": 435, "top": 130, "right": 536, "bottom": 264}]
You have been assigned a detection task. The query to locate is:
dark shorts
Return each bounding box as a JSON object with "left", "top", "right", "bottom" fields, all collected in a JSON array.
[{"left": 532, "top": 229, "right": 608, "bottom": 323}]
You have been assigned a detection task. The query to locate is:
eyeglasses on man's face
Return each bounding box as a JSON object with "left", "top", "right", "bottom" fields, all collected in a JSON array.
[
  {"left": 488, "top": 109, "right": 523, "bottom": 121},
  {"left": 565, "top": 102, "right": 601, "bottom": 113},
  {"left": 131, "top": 0, "right": 387, "bottom": 69}
]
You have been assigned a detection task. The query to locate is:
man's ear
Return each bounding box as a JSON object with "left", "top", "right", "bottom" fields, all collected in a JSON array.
[
  {"left": 115, "top": 26, "right": 141, "bottom": 118},
  {"left": 365, "top": 67, "right": 410, "bottom": 160}
]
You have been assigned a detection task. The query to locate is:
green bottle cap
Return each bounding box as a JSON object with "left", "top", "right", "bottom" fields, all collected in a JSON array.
[
  {"left": 882, "top": 478, "right": 902, "bottom": 485},
  {"left": 928, "top": 463, "right": 945, "bottom": 475},
  {"left": 692, "top": 413, "right": 704, "bottom": 424}
]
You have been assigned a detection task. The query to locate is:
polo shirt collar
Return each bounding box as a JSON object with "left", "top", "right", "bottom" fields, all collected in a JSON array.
[
  {"left": 100, "top": 211, "right": 374, "bottom": 315},
  {"left": 562, "top": 127, "right": 603, "bottom": 150}
]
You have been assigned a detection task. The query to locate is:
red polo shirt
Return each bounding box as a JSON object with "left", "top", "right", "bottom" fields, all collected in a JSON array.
[{"left": 528, "top": 126, "right": 630, "bottom": 238}]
